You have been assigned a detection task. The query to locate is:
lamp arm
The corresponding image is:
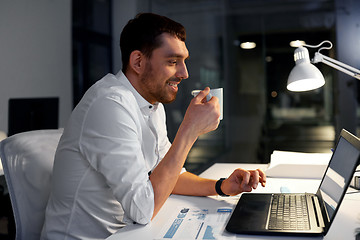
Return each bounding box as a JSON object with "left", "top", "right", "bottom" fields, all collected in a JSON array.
[{"left": 313, "top": 52, "right": 360, "bottom": 80}]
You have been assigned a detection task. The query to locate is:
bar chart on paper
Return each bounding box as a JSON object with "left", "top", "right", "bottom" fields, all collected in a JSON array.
[{"left": 155, "top": 207, "right": 235, "bottom": 240}]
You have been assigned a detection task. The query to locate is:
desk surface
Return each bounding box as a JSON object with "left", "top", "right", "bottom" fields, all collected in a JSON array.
[
  {"left": 106, "top": 163, "right": 360, "bottom": 240},
  {"left": 0, "top": 157, "right": 3, "bottom": 176}
]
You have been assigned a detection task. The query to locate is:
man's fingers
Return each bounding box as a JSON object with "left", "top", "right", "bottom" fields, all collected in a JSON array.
[
  {"left": 250, "top": 171, "right": 260, "bottom": 189},
  {"left": 233, "top": 169, "right": 251, "bottom": 189},
  {"left": 194, "top": 87, "right": 210, "bottom": 103},
  {"left": 257, "top": 168, "right": 266, "bottom": 187},
  {"left": 227, "top": 168, "right": 267, "bottom": 195}
]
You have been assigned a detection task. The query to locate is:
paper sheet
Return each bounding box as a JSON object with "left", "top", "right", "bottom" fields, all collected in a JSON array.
[
  {"left": 265, "top": 150, "right": 332, "bottom": 179},
  {"left": 154, "top": 206, "right": 235, "bottom": 240}
]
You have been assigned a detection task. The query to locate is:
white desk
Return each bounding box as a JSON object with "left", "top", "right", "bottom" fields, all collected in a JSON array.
[
  {"left": 0, "top": 160, "right": 3, "bottom": 176},
  {"left": 0, "top": 132, "right": 7, "bottom": 176},
  {"left": 106, "top": 163, "right": 360, "bottom": 240}
]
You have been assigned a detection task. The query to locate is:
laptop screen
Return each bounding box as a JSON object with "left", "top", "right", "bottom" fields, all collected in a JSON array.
[{"left": 318, "top": 133, "right": 360, "bottom": 222}]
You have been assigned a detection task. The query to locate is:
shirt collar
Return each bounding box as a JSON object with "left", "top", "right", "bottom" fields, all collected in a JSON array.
[{"left": 115, "top": 70, "right": 158, "bottom": 116}]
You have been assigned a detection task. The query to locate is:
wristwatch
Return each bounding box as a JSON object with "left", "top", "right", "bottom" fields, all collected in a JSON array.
[{"left": 215, "top": 178, "right": 230, "bottom": 197}]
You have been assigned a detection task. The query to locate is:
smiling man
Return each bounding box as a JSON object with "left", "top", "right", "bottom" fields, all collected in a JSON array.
[{"left": 40, "top": 13, "right": 266, "bottom": 240}]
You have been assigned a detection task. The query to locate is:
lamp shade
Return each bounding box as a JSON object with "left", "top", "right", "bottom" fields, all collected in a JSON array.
[{"left": 287, "top": 47, "right": 325, "bottom": 92}]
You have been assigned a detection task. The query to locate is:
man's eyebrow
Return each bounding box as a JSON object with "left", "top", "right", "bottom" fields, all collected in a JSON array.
[{"left": 165, "top": 53, "right": 190, "bottom": 60}]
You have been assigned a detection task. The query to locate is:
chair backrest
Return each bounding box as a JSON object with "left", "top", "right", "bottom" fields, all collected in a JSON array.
[{"left": 0, "top": 129, "right": 63, "bottom": 240}]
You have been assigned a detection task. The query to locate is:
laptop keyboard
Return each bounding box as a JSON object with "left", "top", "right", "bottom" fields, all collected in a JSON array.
[{"left": 268, "top": 194, "right": 310, "bottom": 230}]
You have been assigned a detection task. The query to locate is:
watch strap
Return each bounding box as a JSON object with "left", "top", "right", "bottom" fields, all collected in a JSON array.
[{"left": 215, "top": 178, "right": 229, "bottom": 196}]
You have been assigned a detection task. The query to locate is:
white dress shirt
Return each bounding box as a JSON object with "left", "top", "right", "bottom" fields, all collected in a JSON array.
[{"left": 41, "top": 71, "right": 182, "bottom": 240}]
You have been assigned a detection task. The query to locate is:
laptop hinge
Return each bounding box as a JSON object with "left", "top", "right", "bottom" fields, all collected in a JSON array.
[{"left": 312, "top": 195, "right": 325, "bottom": 228}]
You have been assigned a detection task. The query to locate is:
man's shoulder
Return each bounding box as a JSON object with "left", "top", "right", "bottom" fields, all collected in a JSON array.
[{"left": 92, "top": 74, "right": 135, "bottom": 100}]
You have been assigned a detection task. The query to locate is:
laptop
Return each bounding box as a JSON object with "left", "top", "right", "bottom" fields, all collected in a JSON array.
[{"left": 226, "top": 129, "right": 360, "bottom": 236}]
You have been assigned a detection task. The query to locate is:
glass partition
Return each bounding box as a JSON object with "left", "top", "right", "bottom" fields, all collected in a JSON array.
[
  {"left": 74, "top": 0, "right": 360, "bottom": 173},
  {"left": 148, "top": 0, "right": 339, "bottom": 173}
]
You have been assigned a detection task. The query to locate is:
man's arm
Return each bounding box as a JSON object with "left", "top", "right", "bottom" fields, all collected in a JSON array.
[
  {"left": 172, "top": 169, "right": 267, "bottom": 196},
  {"left": 149, "top": 87, "right": 220, "bottom": 219},
  {"left": 172, "top": 172, "right": 218, "bottom": 196}
]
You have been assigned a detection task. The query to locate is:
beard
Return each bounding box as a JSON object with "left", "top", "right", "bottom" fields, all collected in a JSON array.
[{"left": 140, "top": 62, "right": 179, "bottom": 104}]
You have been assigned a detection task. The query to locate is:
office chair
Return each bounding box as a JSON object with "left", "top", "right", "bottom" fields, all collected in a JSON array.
[{"left": 0, "top": 129, "right": 63, "bottom": 240}]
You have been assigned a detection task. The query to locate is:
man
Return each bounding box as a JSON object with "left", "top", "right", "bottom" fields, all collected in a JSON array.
[{"left": 41, "top": 13, "right": 266, "bottom": 239}]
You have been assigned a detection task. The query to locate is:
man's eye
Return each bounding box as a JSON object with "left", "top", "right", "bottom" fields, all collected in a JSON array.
[{"left": 169, "top": 60, "right": 177, "bottom": 65}]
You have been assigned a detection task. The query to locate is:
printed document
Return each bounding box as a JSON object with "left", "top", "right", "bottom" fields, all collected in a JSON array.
[{"left": 154, "top": 206, "right": 235, "bottom": 240}]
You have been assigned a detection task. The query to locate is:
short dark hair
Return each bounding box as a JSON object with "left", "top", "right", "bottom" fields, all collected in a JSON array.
[{"left": 120, "top": 13, "right": 186, "bottom": 72}]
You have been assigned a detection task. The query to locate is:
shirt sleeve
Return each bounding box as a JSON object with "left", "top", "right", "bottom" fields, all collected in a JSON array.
[{"left": 79, "top": 94, "right": 154, "bottom": 225}]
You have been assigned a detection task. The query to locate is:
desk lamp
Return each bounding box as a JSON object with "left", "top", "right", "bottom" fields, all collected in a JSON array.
[{"left": 287, "top": 40, "right": 360, "bottom": 92}]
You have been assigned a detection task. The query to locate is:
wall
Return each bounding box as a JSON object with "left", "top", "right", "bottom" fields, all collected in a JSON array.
[
  {"left": 112, "top": 0, "right": 137, "bottom": 72},
  {"left": 112, "top": 0, "right": 151, "bottom": 72},
  {"left": 0, "top": 0, "right": 72, "bottom": 134}
]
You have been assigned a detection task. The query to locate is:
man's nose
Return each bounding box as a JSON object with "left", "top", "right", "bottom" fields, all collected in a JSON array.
[{"left": 176, "top": 63, "right": 189, "bottom": 80}]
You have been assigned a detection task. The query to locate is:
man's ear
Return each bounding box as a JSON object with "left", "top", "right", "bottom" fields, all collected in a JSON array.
[{"left": 129, "top": 50, "right": 144, "bottom": 75}]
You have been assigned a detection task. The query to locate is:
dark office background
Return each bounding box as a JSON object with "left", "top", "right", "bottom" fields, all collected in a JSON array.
[{"left": 72, "top": 0, "right": 359, "bottom": 174}]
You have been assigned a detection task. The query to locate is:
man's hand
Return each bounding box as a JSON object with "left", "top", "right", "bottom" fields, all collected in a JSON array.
[
  {"left": 181, "top": 87, "right": 220, "bottom": 137},
  {"left": 221, "top": 168, "right": 266, "bottom": 196}
]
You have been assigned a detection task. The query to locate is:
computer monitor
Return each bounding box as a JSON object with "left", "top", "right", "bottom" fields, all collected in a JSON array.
[{"left": 8, "top": 97, "right": 59, "bottom": 136}]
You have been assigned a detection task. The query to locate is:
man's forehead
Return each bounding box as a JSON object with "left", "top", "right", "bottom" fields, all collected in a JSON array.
[{"left": 157, "top": 33, "right": 189, "bottom": 58}]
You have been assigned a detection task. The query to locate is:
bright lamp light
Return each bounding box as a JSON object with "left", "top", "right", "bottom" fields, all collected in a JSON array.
[
  {"left": 287, "top": 47, "right": 325, "bottom": 92},
  {"left": 287, "top": 40, "right": 360, "bottom": 92},
  {"left": 240, "top": 42, "right": 256, "bottom": 49}
]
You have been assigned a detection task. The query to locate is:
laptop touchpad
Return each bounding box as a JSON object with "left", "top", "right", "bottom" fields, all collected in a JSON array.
[{"left": 226, "top": 193, "right": 271, "bottom": 232}]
